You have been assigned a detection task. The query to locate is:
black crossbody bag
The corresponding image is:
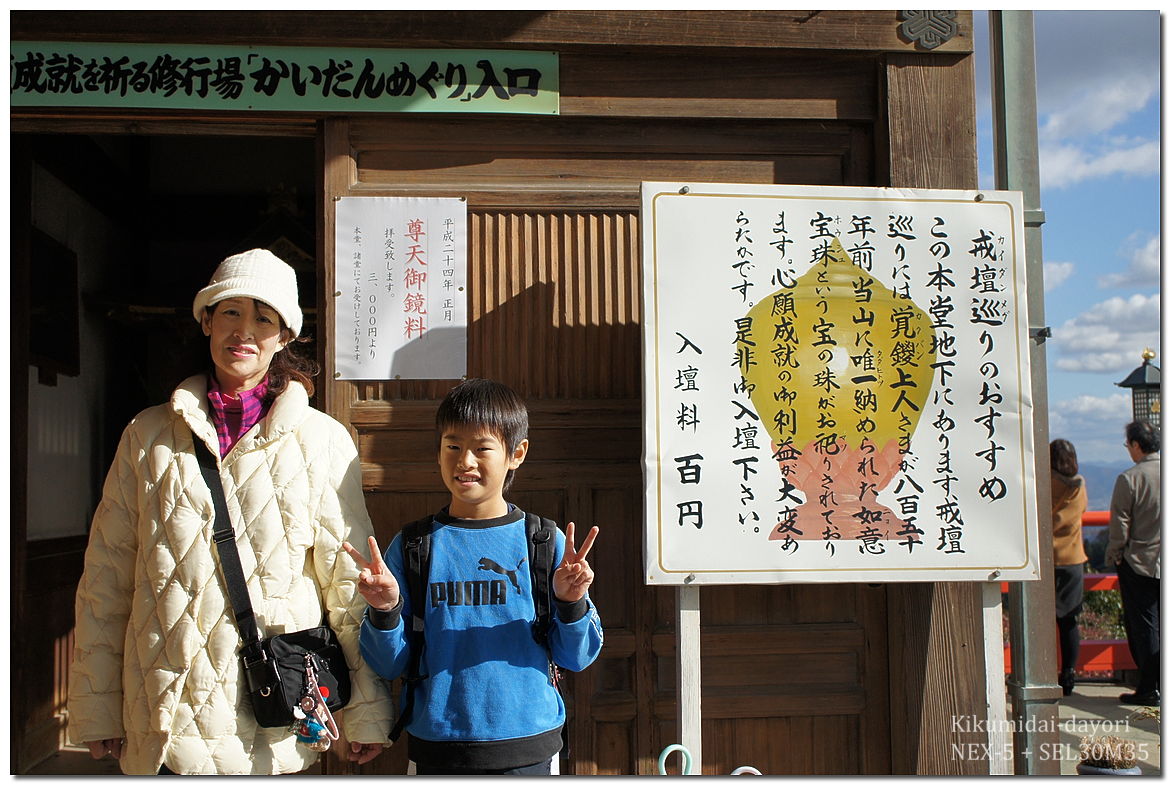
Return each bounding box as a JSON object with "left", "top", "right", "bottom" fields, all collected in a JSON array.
[{"left": 194, "top": 437, "right": 351, "bottom": 728}]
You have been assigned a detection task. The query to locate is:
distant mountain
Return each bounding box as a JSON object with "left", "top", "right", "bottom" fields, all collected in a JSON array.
[{"left": 1077, "top": 461, "right": 1132, "bottom": 512}]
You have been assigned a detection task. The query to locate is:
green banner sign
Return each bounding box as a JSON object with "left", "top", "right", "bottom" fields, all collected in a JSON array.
[{"left": 11, "top": 41, "right": 559, "bottom": 114}]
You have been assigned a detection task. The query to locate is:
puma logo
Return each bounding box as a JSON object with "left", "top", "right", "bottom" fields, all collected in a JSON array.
[{"left": 478, "top": 556, "right": 527, "bottom": 594}]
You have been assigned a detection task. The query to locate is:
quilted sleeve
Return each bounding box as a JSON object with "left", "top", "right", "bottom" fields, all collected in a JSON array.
[
  {"left": 311, "top": 424, "right": 394, "bottom": 746},
  {"left": 66, "top": 422, "right": 141, "bottom": 745}
]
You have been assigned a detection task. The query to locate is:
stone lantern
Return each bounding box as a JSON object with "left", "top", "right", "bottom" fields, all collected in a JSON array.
[{"left": 1116, "top": 348, "right": 1161, "bottom": 428}]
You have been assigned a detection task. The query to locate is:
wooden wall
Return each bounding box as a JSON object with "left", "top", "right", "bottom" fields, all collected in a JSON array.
[
  {"left": 316, "top": 29, "right": 966, "bottom": 771},
  {"left": 12, "top": 9, "right": 985, "bottom": 776}
]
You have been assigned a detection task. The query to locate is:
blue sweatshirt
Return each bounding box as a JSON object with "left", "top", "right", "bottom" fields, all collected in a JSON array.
[{"left": 359, "top": 506, "right": 604, "bottom": 769}]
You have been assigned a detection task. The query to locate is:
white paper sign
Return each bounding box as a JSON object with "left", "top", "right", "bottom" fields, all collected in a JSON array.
[
  {"left": 334, "top": 197, "right": 467, "bottom": 380},
  {"left": 642, "top": 182, "right": 1039, "bottom": 585}
]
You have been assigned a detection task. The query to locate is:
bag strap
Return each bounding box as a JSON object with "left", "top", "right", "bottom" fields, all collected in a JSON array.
[
  {"left": 388, "top": 514, "right": 434, "bottom": 743},
  {"left": 526, "top": 513, "right": 568, "bottom": 761},
  {"left": 527, "top": 513, "right": 557, "bottom": 647},
  {"left": 193, "top": 437, "right": 264, "bottom": 650}
]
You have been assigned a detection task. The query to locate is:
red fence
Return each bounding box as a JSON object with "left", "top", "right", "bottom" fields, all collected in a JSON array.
[{"left": 1001, "top": 510, "right": 1136, "bottom": 674}]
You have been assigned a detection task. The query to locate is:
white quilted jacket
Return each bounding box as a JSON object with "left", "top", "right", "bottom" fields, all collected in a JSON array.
[{"left": 67, "top": 375, "right": 393, "bottom": 774}]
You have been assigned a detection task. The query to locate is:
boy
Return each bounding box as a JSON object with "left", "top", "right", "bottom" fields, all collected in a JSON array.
[{"left": 342, "top": 378, "right": 603, "bottom": 774}]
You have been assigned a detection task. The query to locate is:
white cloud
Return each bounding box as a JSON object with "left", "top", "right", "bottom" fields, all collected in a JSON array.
[
  {"left": 974, "top": 11, "right": 1160, "bottom": 138},
  {"left": 1040, "top": 80, "right": 1157, "bottom": 141},
  {"left": 1021, "top": 12, "right": 1162, "bottom": 191},
  {"left": 1043, "top": 261, "right": 1075, "bottom": 292},
  {"left": 1032, "top": 11, "right": 1161, "bottom": 124},
  {"left": 1048, "top": 392, "right": 1134, "bottom": 460},
  {"left": 1054, "top": 393, "right": 1132, "bottom": 419},
  {"left": 1098, "top": 233, "right": 1162, "bottom": 289},
  {"left": 1039, "top": 139, "right": 1159, "bottom": 189},
  {"left": 1051, "top": 293, "right": 1161, "bottom": 372}
]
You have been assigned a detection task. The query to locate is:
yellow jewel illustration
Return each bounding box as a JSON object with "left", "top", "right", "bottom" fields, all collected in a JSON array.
[{"left": 742, "top": 238, "right": 936, "bottom": 541}]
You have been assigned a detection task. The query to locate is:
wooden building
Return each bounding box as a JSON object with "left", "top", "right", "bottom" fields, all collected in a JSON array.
[{"left": 11, "top": 11, "right": 990, "bottom": 775}]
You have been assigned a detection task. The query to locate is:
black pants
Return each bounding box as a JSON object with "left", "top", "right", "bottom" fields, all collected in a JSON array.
[
  {"left": 1056, "top": 612, "right": 1081, "bottom": 672},
  {"left": 1054, "top": 563, "right": 1084, "bottom": 671},
  {"left": 415, "top": 758, "right": 552, "bottom": 776},
  {"left": 1117, "top": 558, "right": 1160, "bottom": 694}
]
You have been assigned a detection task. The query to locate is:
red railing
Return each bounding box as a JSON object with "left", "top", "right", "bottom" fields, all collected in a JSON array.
[
  {"left": 1081, "top": 510, "right": 1111, "bottom": 526},
  {"left": 1001, "top": 510, "right": 1136, "bottom": 674}
]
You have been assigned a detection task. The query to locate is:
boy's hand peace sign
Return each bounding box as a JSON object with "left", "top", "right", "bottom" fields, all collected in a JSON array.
[
  {"left": 553, "top": 522, "right": 599, "bottom": 603},
  {"left": 342, "top": 536, "right": 400, "bottom": 611}
]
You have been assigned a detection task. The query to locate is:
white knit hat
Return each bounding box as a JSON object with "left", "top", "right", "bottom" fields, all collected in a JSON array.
[{"left": 192, "top": 248, "right": 303, "bottom": 337}]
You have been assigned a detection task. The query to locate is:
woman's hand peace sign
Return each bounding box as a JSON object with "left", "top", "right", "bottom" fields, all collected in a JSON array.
[
  {"left": 341, "top": 536, "right": 400, "bottom": 611},
  {"left": 553, "top": 522, "right": 599, "bottom": 603}
]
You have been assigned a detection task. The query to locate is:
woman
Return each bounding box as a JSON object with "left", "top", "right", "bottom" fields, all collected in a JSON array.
[
  {"left": 1050, "top": 438, "right": 1088, "bottom": 697},
  {"left": 67, "top": 249, "right": 391, "bottom": 774}
]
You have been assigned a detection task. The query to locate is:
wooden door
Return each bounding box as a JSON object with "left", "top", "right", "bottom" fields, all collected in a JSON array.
[{"left": 320, "top": 114, "right": 891, "bottom": 775}]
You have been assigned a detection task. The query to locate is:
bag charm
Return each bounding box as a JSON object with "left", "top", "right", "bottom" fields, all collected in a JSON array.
[{"left": 290, "top": 655, "right": 340, "bottom": 751}]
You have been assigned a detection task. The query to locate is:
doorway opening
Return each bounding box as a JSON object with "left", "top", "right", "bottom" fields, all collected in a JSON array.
[{"left": 13, "top": 131, "right": 316, "bottom": 773}]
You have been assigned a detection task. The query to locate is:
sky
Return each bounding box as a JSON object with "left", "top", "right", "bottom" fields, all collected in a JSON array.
[{"left": 971, "top": 10, "right": 1162, "bottom": 467}]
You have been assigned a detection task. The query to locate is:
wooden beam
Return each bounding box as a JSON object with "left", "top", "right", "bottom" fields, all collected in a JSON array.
[
  {"left": 12, "top": 11, "right": 973, "bottom": 54},
  {"left": 883, "top": 45, "right": 987, "bottom": 775},
  {"left": 317, "top": 118, "right": 355, "bottom": 775},
  {"left": 11, "top": 112, "right": 316, "bottom": 137},
  {"left": 884, "top": 53, "right": 977, "bottom": 188},
  {"left": 318, "top": 117, "right": 354, "bottom": 430}
]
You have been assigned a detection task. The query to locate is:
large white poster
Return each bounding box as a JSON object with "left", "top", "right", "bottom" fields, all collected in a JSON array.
[
  {"left": 335, "top": 197, "right": 467, "bottom": 380},
  {"left": 642, "top": 182, "right": 1039, "bottom": 585}
]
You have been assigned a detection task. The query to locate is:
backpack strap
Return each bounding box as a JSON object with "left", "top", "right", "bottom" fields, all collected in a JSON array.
[
  {"left": 388, "top": 514, "right": 434, "bottom": 743},
  {"left": 527, "top": 513, "right": 557, "bottom": 648},
  {"left": 401, "top": 516, "right": 432, "bottom": 640},
  {"left": 526, "top": 512, "right": 569, "bottom": 761}
]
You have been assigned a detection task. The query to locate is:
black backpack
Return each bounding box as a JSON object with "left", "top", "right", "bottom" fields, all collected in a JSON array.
[{"left": 387, "top": 511, "right": 559, "bottom": 743}]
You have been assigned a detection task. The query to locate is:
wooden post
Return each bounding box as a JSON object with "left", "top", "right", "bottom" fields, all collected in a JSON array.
[
  {"left": 677, "top": 584, "right": 702, "bottom": 774},
  {"left": 982, "top": 581, "right": 1011, "bottom": 775}
]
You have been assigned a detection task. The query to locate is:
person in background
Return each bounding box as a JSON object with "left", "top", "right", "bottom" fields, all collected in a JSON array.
[
  {"left": 1050, "top": 439, "right": 1088, "bottom": 697},
  {"left": 1107, "top": 420, "right": 1161, "bottom": 707},
  {"left": 67, "top": 249, "right": 392, "bottom": 773}
]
